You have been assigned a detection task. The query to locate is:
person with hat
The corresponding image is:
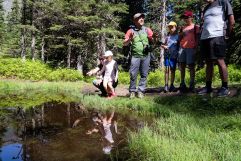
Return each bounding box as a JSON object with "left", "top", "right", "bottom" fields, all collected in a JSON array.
[
  {"left": 87, "top": 56, "right": 108, "bottom": 96},
  {"left": 198, "top": 0, "right": 235, "bottom": 97},
  {"left": 97, "top": 50, "right": 118, "bottom": 98},
  {"left": 178, "top": 10, "right": 200, "bottom": 93},
  {"left": 161, "top": 21, "right": 179, "bottom": 92},
  {"left": 123, "top": 13, "right": 154, "bottom": 98}
]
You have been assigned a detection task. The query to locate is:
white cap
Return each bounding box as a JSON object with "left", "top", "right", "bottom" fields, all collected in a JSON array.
[
  {"left": 103, "top": 50, "right": 113, "bottom": 57},
  {"left": 133, "top": 13, "right": 145, "bottom": 20}
]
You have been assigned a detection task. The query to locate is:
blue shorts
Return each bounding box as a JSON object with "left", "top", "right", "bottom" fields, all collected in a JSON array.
[{"left": 164, "top": 58, "right": 177, "bottom": 69}]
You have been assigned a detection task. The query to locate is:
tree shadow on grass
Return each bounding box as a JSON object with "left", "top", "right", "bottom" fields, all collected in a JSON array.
[{"left": 152, "top": 86, "right": 241, "bottom": 117}]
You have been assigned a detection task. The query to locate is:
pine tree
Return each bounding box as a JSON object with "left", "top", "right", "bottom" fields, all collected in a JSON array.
[
  {"left": 228, "top": 0, "right": 241, "bottom": 64},
  {"left": 0, "top": 0, "right": 5, "bottom": 53},
  {"left": 5, "top": 0, "right": 21, "bottom": 57}
]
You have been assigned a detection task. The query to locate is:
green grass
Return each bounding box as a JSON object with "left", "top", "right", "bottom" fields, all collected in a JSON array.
[{"left": 0, "top": 80, "right": 241, "bottom": 160}]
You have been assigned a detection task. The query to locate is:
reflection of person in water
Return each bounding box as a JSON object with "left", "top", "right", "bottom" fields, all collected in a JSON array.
[{"left": 86, "top": 111, "right": 117, "bottom": 154}]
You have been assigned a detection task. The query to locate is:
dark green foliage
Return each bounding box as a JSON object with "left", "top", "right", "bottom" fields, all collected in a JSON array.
[
  {"left": 4, "top": 0, "right": 21, "bottom": 56},
  {"left": 0, "top": 0, "right": 5, "bottom": 50},
  {"left": 228, "top": 0, "right": 241, "bottom": 64}
]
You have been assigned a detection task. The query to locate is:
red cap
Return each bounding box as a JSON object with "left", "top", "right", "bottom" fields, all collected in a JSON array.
[{"left": 182, "top": 10, "right": 193, "bottom": 18}]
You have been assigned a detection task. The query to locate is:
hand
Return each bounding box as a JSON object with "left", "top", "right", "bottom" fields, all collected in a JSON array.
[
  {"left": 86, "top": 71, "right": 92, "bottom": 76},
  {"left": 161, "top": 45, "right": 168, "bottom": 50}
]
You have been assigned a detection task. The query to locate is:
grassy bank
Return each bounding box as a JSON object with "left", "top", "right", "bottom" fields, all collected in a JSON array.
[
  {"left": 1, "top": 80, "right": 241, "bottom": 160},
  {"left": 1, "top": 58, "right": 241, "bottom": 87}
]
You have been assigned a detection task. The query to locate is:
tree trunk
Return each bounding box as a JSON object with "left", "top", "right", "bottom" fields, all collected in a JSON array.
[
  {"left": 41, "top": 37, "right": 45, "bottom": 62},
  {"left": 77, "top": 55, "right": 83, "bottom": 74},
  {"left": 21, "top": 27, "right": 26, "bottom": 61},
  {"left": 97, "top": 34, "right": 106, "bottom": 56},
  {"left": 159, "top": 0, "right": 166, "bottom": 69},
  {"left": 31, "top": 32, "right": 36, "bottom": 61},
  {"left": 67, "top": 42, "right": 71, "bottom": 68}
]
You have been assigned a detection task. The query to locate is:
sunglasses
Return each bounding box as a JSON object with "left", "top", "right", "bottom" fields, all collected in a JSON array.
[{"left": 183, "top": 16, "right": 192, "bottom": 19}]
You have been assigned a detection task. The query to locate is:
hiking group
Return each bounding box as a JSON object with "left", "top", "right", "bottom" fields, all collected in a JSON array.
[{"left": 88, "top": 0, "right": 235, "bottom": 99}]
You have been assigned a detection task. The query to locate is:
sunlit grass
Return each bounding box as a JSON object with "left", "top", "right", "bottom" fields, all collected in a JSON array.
[{"left": 0, "top": 80, "right": 241, "bottom": 160}]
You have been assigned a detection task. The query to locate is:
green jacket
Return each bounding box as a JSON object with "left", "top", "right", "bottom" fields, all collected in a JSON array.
[{"left": 131, "top": 26, "right": 150, "bottom": 57}]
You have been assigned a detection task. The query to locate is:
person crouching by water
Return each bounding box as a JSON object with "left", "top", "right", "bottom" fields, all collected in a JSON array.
[
  {"left": 161, "top": 21, "right": 179, "bottom": 93},
  {"left": 123, "top": 13, "right": 154, "bottom": 98},
  {"left": 97, "top": 51, "right": 118, "bottom": 99},
  {"left": 87, "top": 55, "right": 118, "bottom": 97}
]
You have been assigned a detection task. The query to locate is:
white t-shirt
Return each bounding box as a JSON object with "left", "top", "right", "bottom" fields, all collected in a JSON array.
[
  {"left": 103, "top": 59, "right": 117, "bottom": 82},
  {"left": 201, "top": 0, "right": 233, "bottom": 40}
]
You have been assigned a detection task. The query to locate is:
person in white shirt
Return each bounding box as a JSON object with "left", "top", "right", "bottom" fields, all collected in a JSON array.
[{"left": 98, "top": 51, "right": 118, "bottom": 98}]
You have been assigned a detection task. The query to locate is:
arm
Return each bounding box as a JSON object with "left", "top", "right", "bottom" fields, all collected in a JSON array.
[
  {"left": 227, "top": 15, "right": 235, "bottom": 36},
  {"left": 87, "top": 67, "right": 100, "bottom": 76},
  {"left": 108, "top": 111, "right": 115, "bottom": 123},
  {"left": 225, "top": 1, "right": 235, "bottom": 37},
  {"left": 114, "top": 62, "right": 118, "bottom": 82},
  {"left": 146, "top": 27, "right": 154, "bottom": 43},
  {"left": 161, "top": 36, "right": 169, "bottom": 49},
  {"left": 123, "top": 29, "right": 134, "bottom": 46}
]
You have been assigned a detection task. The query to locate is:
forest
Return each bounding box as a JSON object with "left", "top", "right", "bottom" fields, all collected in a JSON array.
[
  {"left": 0, "top": 0, "right": 240, "bottom": 75},
  {"left": 1, "top": 1, "right": 241, "bottom": 160}
]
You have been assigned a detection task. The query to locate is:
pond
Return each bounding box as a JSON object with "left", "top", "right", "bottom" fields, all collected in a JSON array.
[{"left": 0, "top": 102, "right": 150, "bottom": 161}]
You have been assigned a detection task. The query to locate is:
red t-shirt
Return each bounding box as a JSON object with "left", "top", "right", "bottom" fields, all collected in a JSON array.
[{"left": 180, "top": 24, "right": 199, "bottom": 49}]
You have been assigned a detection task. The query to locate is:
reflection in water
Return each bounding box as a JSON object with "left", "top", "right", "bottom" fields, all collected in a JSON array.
[
  {"left": 0, "top": 143, "right": 23, "bottom": 161},
  {"left": 85, "top": 111, "right": 117, "bottom": 154},
  {"left": 0, "top": 102, "right": 147, "bottom": 161}
]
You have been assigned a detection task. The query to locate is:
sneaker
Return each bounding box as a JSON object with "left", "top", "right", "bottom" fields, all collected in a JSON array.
[
  {"left": 107, "top": 92, "right": 116, "bottom": 99},
  {"left": 179, "top": 83, "right": 187, "bottom": 93},
  {"left": 169, "top": 84, "right": 176, "bottom": 92},
  {"left": 198, "top": 87, "right": 212, "bottom": 95},
  {"left": 137, "top": 92, "right": 144, "bottom": 98},
  {"left": 217, "top": 87, "right": 230, "bottom": 97},
  {"left": 129, "top": 92, "right": 135, "bottom": 99},
  {"left": 164, "top": 85, "right": 169, "bottom": 93}
]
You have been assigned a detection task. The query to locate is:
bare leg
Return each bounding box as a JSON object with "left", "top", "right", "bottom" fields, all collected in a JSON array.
[
  {"left": 170, "top": 68, "right": 176, "bottom": 85},
  {"left": 107, "top": 82, "right": 115, "bottom": 95},
  {"left": 216, "top": 59, "right": 228, "bottom": 82},
  {"left": 103, "top": 79, "right": 108, "bottom": 95},
  {"left": 189, "top": 64, "right": 195, "bottom": 87},
  {"left": 206, "top": 60, "right": 214, "bottom": 82},
  {"left": 164, "top": 67, "right": 170, "bottom": 85}
]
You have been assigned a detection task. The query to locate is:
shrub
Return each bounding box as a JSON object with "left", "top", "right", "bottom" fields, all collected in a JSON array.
[
  {"left": 0, "top": 58, "right": 83, "bottom": 81},
  {"left": 47, "top": 68, "right": 83, "bottom": 81}
]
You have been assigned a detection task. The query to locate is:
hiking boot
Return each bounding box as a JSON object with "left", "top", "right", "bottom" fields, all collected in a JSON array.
[
  {"left": 164, "top": 85, "right": 169, "bottom": 93},
  {"left": 137, "top": 92, "right": 144, "bottom": 98},
  {"left": 217, "top": 87, "right": 230, "bottom": 97},
  {"left": 129, "top": 92, "right": 135, "bottom": 99},
  {"left": 179, "top": 83, "right": 187, "bottom": 93},
  {"left": 198, "top": 87, "right": 212, "bottom": 95},
  {"left": 169, "top": 84, "right": 176, "bottom": 92}
]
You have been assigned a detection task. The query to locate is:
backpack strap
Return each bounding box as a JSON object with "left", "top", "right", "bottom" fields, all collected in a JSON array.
[{"left": 218, "top": 0, "right": 229, "bottom": 20}]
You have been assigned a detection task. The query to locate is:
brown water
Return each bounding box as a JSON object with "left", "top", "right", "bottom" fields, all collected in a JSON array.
[{"left": 0, "top": 102, "right": 148, "bottom": 161}]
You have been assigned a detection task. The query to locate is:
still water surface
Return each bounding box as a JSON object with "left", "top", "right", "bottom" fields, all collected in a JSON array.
[{"left": 0, "top": 102, "right": 148, "bottom": 161}]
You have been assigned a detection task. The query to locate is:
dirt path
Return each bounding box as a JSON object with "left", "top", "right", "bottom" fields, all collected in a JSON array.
[{"left": 81, "top": 83, "right": 241, "bottom": 98}]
